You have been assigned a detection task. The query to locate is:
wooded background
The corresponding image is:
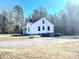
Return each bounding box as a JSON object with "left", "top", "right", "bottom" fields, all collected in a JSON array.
[{"left": 0, "top": 2, "right": 79, "bottom": 35}]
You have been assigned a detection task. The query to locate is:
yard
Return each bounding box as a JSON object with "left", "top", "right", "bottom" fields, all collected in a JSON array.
[
  {"left": 0, "top": 41, "right": 79, "bottom": 59},
  {"left": 0, "top": 34, "right": 78, "bottom": 59}
]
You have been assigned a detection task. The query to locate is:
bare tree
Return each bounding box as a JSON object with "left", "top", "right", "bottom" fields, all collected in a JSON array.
[
  {"left": 30, "top": 7, "right": 48, "bottom": 22},
  {"left": 13, "top": 5, "right": 24, "bottom": 34}
]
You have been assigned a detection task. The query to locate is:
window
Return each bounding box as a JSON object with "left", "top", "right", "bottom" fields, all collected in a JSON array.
[
  {"left": 38, "top": 26, "right": 40, "bottom": 31},
  {"left": 48, "top": 26, "right": 50, "bottom": 31},
  {"left": 28, "top": 27, "right": 30, "bottom": 32},
  {"left": 42, "top": 26, "right": 45, "bottom": 30},
  {"left": 25, "top": 28, "right": 27, "bottom": 30},
  {"left": 42, "top": 20, "right": 44, "bottom": 24}
]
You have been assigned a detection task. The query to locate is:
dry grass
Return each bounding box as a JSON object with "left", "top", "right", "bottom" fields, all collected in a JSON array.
[
  {"left": 0, "top": 34, "right": 41, "bottom": 41},
  {"left": 0, "top": 41, "right": 79, "bottom": 59},
  {"left": 0, "top": 34, "right": 79, "bottom": 59}
]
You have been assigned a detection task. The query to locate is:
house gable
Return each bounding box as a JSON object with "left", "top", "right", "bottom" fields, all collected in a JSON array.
[
  {"left": 32, "top": 18, "right": 54, "bottom": 27},
  {"left": 29, "top": 18, "right": 54, "bottom": 34},
  {"left": 23, "top": 17, "right": 54, "bottom": 34}
]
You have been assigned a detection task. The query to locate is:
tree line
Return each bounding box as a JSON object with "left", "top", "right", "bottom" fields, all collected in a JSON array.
[
  {"left": 0, "top": 5, "right": 25, "bottom": 34},
  {"left": 0, "top": 2, "right": 79, "bottom": 35},
  {"left": 26, "top": 2, "right": 79, "bottom": 35}
]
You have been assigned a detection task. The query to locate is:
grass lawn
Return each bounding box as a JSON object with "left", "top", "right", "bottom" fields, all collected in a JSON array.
[
  {"left": 0, "top": 34, "right": 41, "bottom": 41},
  {"left": 0, "top": 34, "right": 78, "bottom": 59},
  {"left": 0, "top": 41, "right": 79, "bottom": 59}
]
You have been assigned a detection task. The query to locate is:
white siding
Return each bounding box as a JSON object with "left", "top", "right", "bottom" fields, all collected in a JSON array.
[{"left": 24, "top": 18, "right": 54, "bottom": 34}]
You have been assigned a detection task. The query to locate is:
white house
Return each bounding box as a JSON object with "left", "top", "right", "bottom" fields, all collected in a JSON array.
[{"left": 23, "top": 18, "right": 54, "bottom": 35}]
